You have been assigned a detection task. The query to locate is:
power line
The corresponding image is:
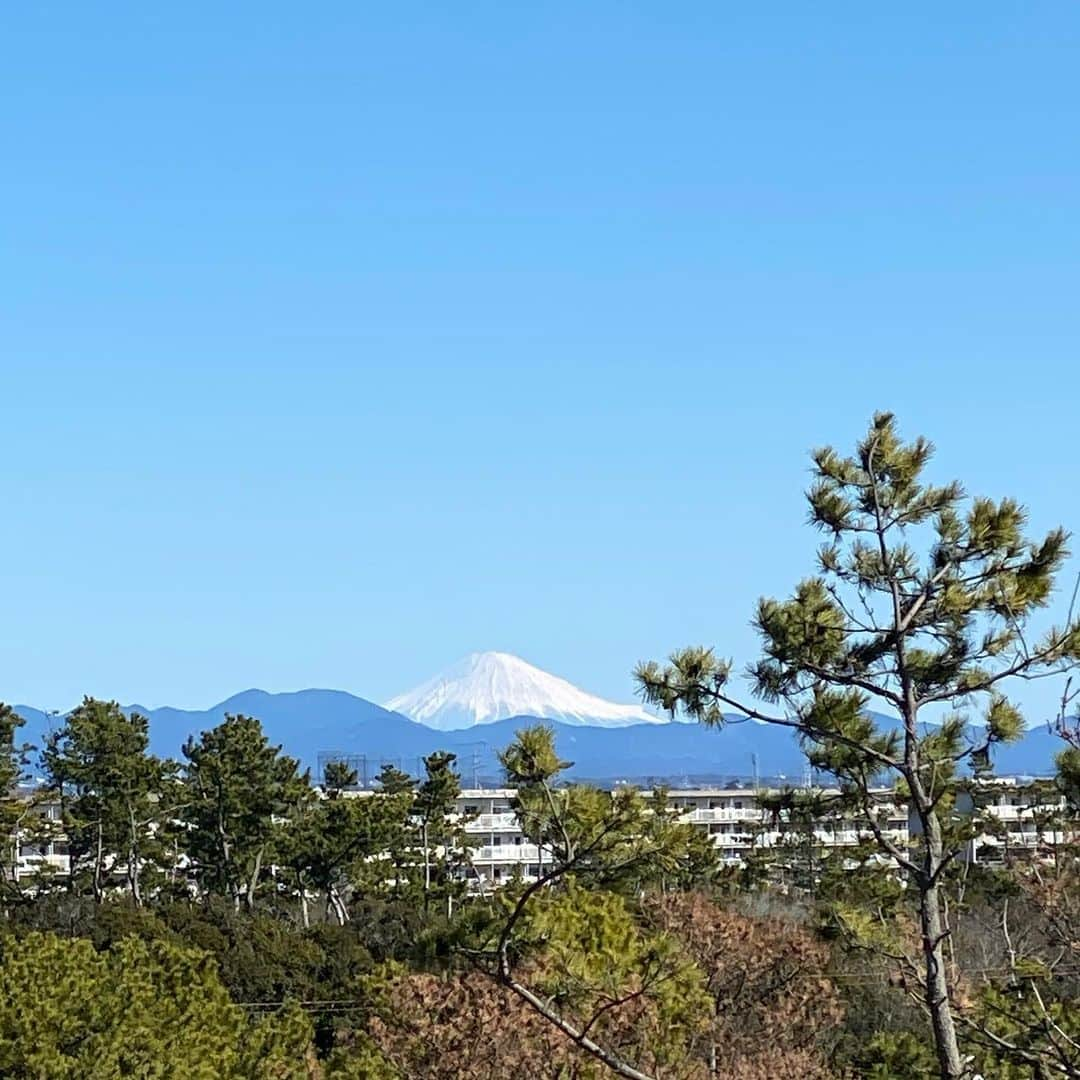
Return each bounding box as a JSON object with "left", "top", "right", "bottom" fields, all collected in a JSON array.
[{"left": 233, "top": 965, "right": 1080, "bottom": 1011}]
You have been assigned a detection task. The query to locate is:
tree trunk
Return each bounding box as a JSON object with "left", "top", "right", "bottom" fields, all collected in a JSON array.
[
  {"left": 127, "top": 806, "right": 142, "bottom": 907},
  {"left": 2, "top": 832, "right": 16, "bottom": 891},
  {"left": 501, "top": 972, "right": 658, "bottom": 1080},
  {"left": 127, "top": 846, "right": 142, "bottom": 906},
  {"left": 298, "top": 875, "right": 309, "bottom": 929},
  {"left": 328, "top": 886, "right": 349, "bottom": 925},
  {"left": 918, "top": 811, "right": 965, "bottom": 1080},
  {"left": 244, "top": 846, "right": 264, "bottom": 911},
  {"left": 422, "top": 821, "right": 431, "bottom": 910},
  {"left": 92, "top": 821, "right": 104, "bottom": 903}
]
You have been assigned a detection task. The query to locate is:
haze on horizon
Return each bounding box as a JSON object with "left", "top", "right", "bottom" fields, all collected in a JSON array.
[{"left": 4, "top": 6, "right": 1080, "bottom": 730}]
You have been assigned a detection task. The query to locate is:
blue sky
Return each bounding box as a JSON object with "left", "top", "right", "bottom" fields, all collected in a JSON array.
[{"left": 4, "top": 4, "right": 1079, "bottom": 720}]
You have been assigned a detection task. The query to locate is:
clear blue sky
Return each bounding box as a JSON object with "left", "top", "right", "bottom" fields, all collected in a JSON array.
[{"left": 4, "top": 4, "right": 1079, "bottom": 720}]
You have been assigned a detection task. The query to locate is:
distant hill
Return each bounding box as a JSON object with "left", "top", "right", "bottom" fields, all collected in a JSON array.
[
  {"left": 133, "top": 693, "right": 810, "bottom": 783},
  {"left": 12, "top": 690, "right": 1068, "bottom": 785}
]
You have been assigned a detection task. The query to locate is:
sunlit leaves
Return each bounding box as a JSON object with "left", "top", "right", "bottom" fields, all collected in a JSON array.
[
  {"left": 635, "top": 648, "right": 731, "bottom": 727},
  {"left": 0, "top": 932, "right": 322, "bottom": 1079}
]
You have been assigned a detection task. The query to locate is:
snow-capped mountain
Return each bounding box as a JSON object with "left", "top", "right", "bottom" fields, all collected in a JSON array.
[{"left": 385, "top": 651, "right": 667, "bottom": 732}]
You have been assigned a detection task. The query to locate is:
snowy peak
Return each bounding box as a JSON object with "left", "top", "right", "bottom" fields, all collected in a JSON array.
[{"left": 385, "top": 651, "right": 666, "bottom": 732}]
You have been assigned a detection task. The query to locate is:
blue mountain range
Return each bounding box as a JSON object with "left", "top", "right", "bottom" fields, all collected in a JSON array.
[{"left": 12, "top": 689, "right": 1066, "bottom": 785}]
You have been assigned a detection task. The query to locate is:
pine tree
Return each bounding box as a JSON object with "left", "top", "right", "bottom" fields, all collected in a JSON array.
[
  {"left": 638, "top": 412, "right": 1080, "bottom": 1080},
  {"left": 483, "top": 725, "right": 720, "bottom": 1080},
  {"left": 42, "top": 698, "right": 175, "bottom": 905},
  {"left": 0, "top": 702, "right": 31, "bottom": 897},
  {"left": 375, "top": 763, "right": 415, "bottom": 898},
  {"left": 322, "top": 759, "right": 358, "bottom": 793},
  {"left": 375, "top": 763, "right": 413, "bottom": 796},
  {"left": 412, "top": 751, "right": 470, "bottom": 913},
  {"left": 0, "top": 931, "right": 326, "bottom": 1079},
  {"left": 180, "top": 714, "right": 308, "bottom": 910}
]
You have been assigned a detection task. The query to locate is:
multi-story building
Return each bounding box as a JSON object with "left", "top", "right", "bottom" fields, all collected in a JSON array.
[
  {"left": 457, "top": 788, "right": 544, "bottom": 887},
  {"left": 457, "top": 784, "right": 911, "bottom": 887},
  {"left": 10, "top": 778, "right": 1069, "bottom": 890},
  {"left": 9, "top": 789, "right": 68, "bottom": 883},
  {"left": 954, "top": 778, "right": 1073, "bottom": 864},
  {"left": 666, "top": 786, "right": 909, "bottom": 864}
]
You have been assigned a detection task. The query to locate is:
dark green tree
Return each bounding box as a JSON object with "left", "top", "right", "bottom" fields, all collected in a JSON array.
[
  {"left": 42, "top": 698, "right": 176, "bottom": 905},
  {"left": 375, "top": 763, "right": 413, "bottom": 796},
  {"left": 0, "top": 703, "right": 31, "bottom": 897},
  {"left": 374, "top": 764, "right": 414, "bottom": 898},
  {"left": 322, "top": 759, "right": 358, "bottom": 794},
  {"left": 180, "top": 714, "right": 308, "bottom": 910},
  {"left": 0, "top": 931, "right": 335, "bottom": 1079},
  {"left": 638, "top": 413, "right": 1080, "bottom": 1080},
  {"left": 280, "top": 781, "right": 413, "bottom": 926},
  {"left": 412, "top": 751, "right": 470, "bottom": 914}
]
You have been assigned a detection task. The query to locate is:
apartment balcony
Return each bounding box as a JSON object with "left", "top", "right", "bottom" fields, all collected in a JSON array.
[
  {"left": 472, "top": 843, "right": 542, "bottom": 864},
  {"left": 462, "top": 813, "right": 521, "bottom": 833},
  {"left": 680, "top": 807, "right": 763, "bottom": 825},
  {"left": 708, "top": 833, "right": 757, "bottom": 849},
  {"left": 16, "top": 853, "right": 69, "bottom": 878},
  {"left": 983, "top": 805, "right": 1064, "bottom": 822},
  {"left": 816, "top": 828, "right": 906, "bottom": 846},
  {"left": 1001, "top": 830, "right": 1067, "bottom": 847}
]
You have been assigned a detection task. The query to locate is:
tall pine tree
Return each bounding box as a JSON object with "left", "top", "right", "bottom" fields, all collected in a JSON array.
[
  {"left": 42, "top": 698, "right": 174, "bottom": 905},
  {"left": 180, "top": 714, "right": 308, "bottom": 910},
  {"left": 638, "top": 412, "right": 1080, "bottom": 1080}
]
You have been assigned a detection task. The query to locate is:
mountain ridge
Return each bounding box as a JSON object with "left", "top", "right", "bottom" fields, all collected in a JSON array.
[{"left": 12, "top": 690, "right": 1065, "bottom": 782}]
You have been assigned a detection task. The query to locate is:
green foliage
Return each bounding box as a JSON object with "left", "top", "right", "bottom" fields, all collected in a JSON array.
[
  {"left": 499, "top": 724, "right": 572, "bottom": 787},
  {"left": 0, "top": 702, "right": 30, "bottom": 896},
  {"left": 42, "top": 698, "right": 177, "bottom": 903},
  {"left": 521, "top": 882, "right": 709, "bottom": 1034},
  {"left": 970, "top": 980, "right": 1080, "bottom": 1078},
  {"left": 638, "top": 413, "right": 1080, "bottom": 781},
  {"left": 1056, "top": 745, "right": 1080, "bottom": 808},
  {"left": 0, "top": 702, "right": 29, "bottom": 800},
  {"left": 323, "top": 759, "right": 359, "bottom": 793},
  {"left": 374, "top": 764, "right": 413, "bottom": 796},
  {"left": 0, "top": 931, "right": 322, "bottom": 1079},
  {"left": 412, "top": 751, "right": 472, "bottom": 911},
  {"left": 850, "top": 1031, "right": 939, "bottom": 1079},
  {"left": 181, "top": 714, "right": 309, "bottom": 907},
  {"left": 279, "top": 783, "right": 415, "bottom": 923},
  {"left": 636, "top": 413, "right": 1080, "bottom": 1079},
  {"left": 499, "top": 726, "right": 720, "bottom": 896}
]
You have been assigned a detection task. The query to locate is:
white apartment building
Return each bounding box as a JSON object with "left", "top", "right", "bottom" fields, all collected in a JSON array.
[
  {"left": 12, "top": 779, "right": 1069, "bottom": 890},
  {"left": 958, "top": 778, "right": 1073, "bottom": 864},
  {"left": 457, "top": 788, "right": 545, "bottom": 886},
  {"left": 457, "top": 784, "right": 912, "bottom": 887},
  {"left": 10, "top": 793, "right": 68, "bottom": 883}
]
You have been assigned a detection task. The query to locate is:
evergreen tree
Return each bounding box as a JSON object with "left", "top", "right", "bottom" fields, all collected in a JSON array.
[
  {"left": 375, "top": 764, "right": 414, "bottom": 898},
  {"left": 0, "top": 702, "right": 31, "bottom": 897},
  {"left": 280, "top": 778, "right": 413, "bottom": 926},
  {"left": 180, "top": 714, "right": 309, "bottom": 910},
  {"left": 482, "top": 725, "right": 722, "bottom": 1080},
  {"left": 322, "top": 759, "right": 358, "bottom": 793},
  {"left": 42, "top": 698, "right": 175, "bottom": 905},
  {"left": 0, "top": 931, "right": 334, "bottom": 1079},
  {"left": 375, "top": 763, "right": 413, "bottom": 796},
  {"left": 638, "top": 413, "right": 1080, "bottom": 1080},
  {"left": 412, "top": 751, "right": 470, "bottom": 913}
]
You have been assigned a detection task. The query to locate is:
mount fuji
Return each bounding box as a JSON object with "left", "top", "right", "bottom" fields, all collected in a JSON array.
[{"left": 386, "top": 651, "right": 666, "bottom": 732}]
